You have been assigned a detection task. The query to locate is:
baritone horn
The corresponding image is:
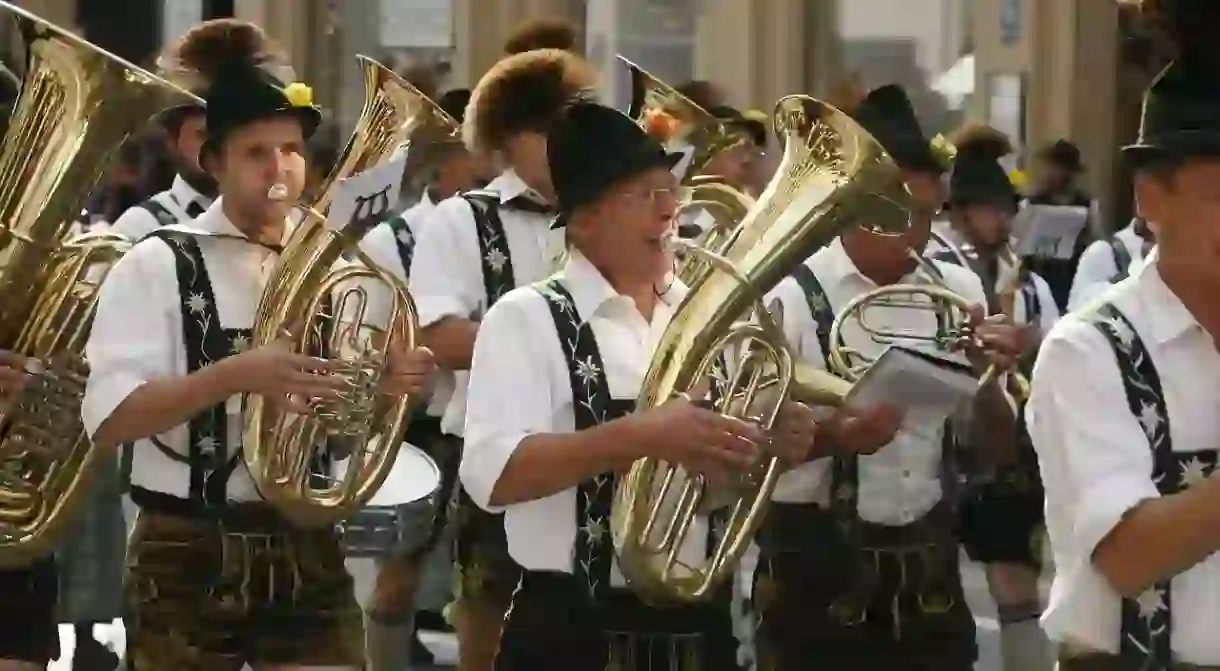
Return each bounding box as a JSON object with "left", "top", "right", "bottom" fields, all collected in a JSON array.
[
  {"left": 0, "top": 0, "right": 199, "bottom": 567},
  {"left": 619, "top": 55, "right": 755, "bottom": 284},
  {"left": 243, "top": 55, "right": 457, "bottom": 528},
  {"left": 613, "top": 95, "right": 914, "bottom": 604}
]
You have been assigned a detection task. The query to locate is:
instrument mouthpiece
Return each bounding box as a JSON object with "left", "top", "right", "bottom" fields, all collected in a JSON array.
[{"left": 267, "top": 183, "right": 289, "bottom": 201}]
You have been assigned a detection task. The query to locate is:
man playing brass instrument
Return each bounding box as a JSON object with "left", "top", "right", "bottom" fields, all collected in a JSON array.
[
  {"left": 757, "top": 83, "right": 1023, "bottom": 670},
  {"left": 0, "top": 351, "right": 59, "bottom": 670},
  {"left": 408, "top": 45, "right": 595, "bottom": 671},
  {"left": 461, "top": 100, "right": 818, "bottom": 671},
  {"left": 934, "top": 123, "right": 1059, "bottom": 671},
  {"left": 80, "top": 20, "right": 434, "bottom": 670}
]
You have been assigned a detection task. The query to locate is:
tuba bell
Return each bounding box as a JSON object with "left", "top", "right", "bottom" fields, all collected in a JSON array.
[
  {"left": 242, "top": 55, "right": 457, "bottom": 528},
  {"left": 619, "top": 56, "right": 754, "bottom": 284},
  {"left": 612, "top": 95, "right": 913, "bottom": 603},
  {"left": 0, "top": 0, "right": 199, "bottom": 567}
]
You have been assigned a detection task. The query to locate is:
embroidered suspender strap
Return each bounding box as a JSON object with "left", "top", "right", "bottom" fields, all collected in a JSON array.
[
  {"left": 145, "top": 231, "right": 254, "bottom": 507},
  {"left": 1020, "top": 279, "right": 1041, "bottom": 325},
  {"left": 384, "top": 213, "right": 416, "bottom": 278},
  {"left": 1090, "top": 303, "right": 1186, "bottom": 669},
  {"left": 535, "top": 279, "right": 635, "bottom": 602},
  {"left": 139, "top": 198, "right": 179, "bottom": 232},
  {"left": 463, "top": 191, "right": 517, "bottom": 310},
  {"left": 1109, "top": 237, "right": 1133, "bottom": 283}
]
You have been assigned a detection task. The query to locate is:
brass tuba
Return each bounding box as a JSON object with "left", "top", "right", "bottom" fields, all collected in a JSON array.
[
  {"left": 612, "top": 95, "right": 913, "bottom": 603},
  {"left": 619, "top": 56, "right": 754, "bottom": 284},
  {"left": 242, "top": 56, "right": 457, "bottom": 528},
  {"left": 0, "top": 0, "right": 198, "bottom": 567}
]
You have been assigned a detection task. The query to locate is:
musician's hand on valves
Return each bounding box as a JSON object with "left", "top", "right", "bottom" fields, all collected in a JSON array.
[
  {"left": 380, "top": 345, "right": 437, "bottom": 397},
  {"left": 630, "top": 395, "right": 762, "bottom": 484},
  {"left": 767, "top": 400, "right": 820, "bottom": 469},
  {"left": 824, "top": 403, "right": 905, "bottom": 457},
  {"left": 0, "top": 350, "right": 29, "bottom": 403},
  {"left": 956, "top": 305, "right": 1024, "bottom": 376},
  {"left": 224, "top": 337, "right": 343, "bottom": 414}
]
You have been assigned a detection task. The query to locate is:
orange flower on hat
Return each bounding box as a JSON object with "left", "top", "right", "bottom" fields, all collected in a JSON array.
[{"left": 642, "top": 108, "right": 681, "bottom": 143}]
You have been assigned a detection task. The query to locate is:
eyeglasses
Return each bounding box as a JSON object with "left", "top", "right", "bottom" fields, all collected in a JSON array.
[{"left": 620, "top": 185, "right": 681, "bottom": 208}]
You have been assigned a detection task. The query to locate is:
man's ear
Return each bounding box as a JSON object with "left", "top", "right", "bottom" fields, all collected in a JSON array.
[
  {"left": 1132, "top": 172, "right": 1166, "bottom": 224},
  {"left": 199, "top": 147, "right": 219, "bottom": 180}
]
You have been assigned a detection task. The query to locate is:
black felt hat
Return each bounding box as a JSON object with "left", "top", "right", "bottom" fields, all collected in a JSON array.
[
  {"left": 1122, "top": 60, "right": 1220, "bottom": 167},
  {"left": 547, "top": 101, "right": 684, "bottom": 228},
  {"left": 849, "top": 85, "right": 943, "bottom": 174},
  {"left": 437, "top": 88, "right": 472, "bottom": 123},
  {"left": 949, "top": 151, "right": 1018, "bottom": 211},
  {"left": 1039, "top": 139, "right": 1084, "bottom": 172},
  {"left": 201, "top": 63, "right": 322, "bottom": 156}
]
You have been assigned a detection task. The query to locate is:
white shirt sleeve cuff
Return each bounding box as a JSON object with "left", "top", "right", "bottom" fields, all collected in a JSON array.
[
  {"left": 417, "top": 296, "right": 475, "bottom": 329},
  {"left": 1074, "top": 471, "right": 1160, "bottom": 559},
  {"left": 81, "top": 371, "right": 150, "bottom": 439},
  {"left": 458, "top": 431, "right": 530, "bottom": 514}
]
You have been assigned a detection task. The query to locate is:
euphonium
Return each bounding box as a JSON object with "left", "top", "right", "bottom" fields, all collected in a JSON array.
[
  {"left": 612, "top": 95, "right": 913, "bottom": 603},
  {"left": 0, "top": 1, "right": 198, "bottom": 567},
  {"left": 243, "top": 56, "right": 457, "bottom": 528},
  {"left": 619, "top": 56, "right": 754, "bottom": 284},
  {"left": 825, "top": 251, "right": 995, "bottom": 385}
]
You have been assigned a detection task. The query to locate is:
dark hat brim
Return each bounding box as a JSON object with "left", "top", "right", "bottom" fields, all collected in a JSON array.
[
  {"left": 550, "top": 149, "right": 684, "bottom": 229},
  {"left": 1121, "top": 131, "right": 1220, "bottom": 168},
  {"left": 202, "top": 104, "right": 323, "bottom": 157}
]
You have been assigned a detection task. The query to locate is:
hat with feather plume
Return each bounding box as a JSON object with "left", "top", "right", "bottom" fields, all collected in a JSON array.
[{"left": 159, "top": 19, "right": 321, "bottom": 154}]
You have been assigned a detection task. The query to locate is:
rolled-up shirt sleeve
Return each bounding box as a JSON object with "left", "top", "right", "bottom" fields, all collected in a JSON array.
[
  {"left": 1068, "top": 240, "right": 1120, "bottom": 312},
  {"left": 81, "top": 240, "right": 179, "bottom": 439},
  {"left": 460, "top": 291, "right": 558, "bottom": 511},
  {"left": 1027, "top": 320, "right": 1159, "bottom": 562},
  {"left": 409, "top": 198, "right": 484, "bottom": 328}
]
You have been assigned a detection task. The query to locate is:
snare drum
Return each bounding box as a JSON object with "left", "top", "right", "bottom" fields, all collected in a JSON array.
[{"left": 336, "top": 442, "right": 441, "bottom": 558}]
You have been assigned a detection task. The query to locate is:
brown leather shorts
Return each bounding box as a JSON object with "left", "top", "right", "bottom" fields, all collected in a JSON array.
[
  {"left": 123, "top": 507, "right": 365, "bottom": 671},
  {"left": 0, "top": 558, "right": 59, "bottom": 663}
]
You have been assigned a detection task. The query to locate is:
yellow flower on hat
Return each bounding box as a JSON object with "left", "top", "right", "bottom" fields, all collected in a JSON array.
[
  {"left": 1008, "top": 169, "right": 1029, "bottom": 193},
  {"left": 282, "top": 82, "right": 314, "bottom": 108}
]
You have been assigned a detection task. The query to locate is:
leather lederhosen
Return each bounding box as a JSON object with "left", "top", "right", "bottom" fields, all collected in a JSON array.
[
  {"left": 752, "top": 264, "right": 975, "bottom": 671},
  {"left": 0, "top": 558, "right": 59, "bottom": 663},
  {"left": 494, "top": 279, "right": 736, "bottom": 671},
  {"left": 453, "top": 190, "right": 526, "bottom": 611},
  {"left": 123, "top": 231, "right": 364, "bottom": 671},
  {"left": 931, "top": 247, "right": 1047, "bottom": 569},
  {"left": 1056, "top": 304, "right": 1220, "bottom": 670}
]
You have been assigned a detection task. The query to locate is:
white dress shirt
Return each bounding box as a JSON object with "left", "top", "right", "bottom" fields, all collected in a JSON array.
[
  {"left": 1027, "top": 253, "right": 1220, "bottom": 663},
  {"left": 1067, "top": 222, "right": 1151, "bottom": 312},
  {"left": 764, "top": 239, "right": 988, "bottom": 526},
  {"left": 461, "top": 251, "right": 707, "bottom": 583},
  {"left": 82, "top": 199, "right": 287, "bottom": 501},
  {"left": 357, "top": 191, "right": 453, "bottom": 418},
  {"left": 409, "top": 169, "right": 566, "bottom": 436},
  {"left": 107, "top": 175, "right": 213, "bottom": 241}
]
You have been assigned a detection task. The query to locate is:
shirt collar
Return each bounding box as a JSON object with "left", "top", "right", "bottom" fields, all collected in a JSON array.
[
  {"left": 191, "top": 198, "right": 293, "bottom": 247},
  {"left": 1134, "top": 250, "right": 1199, "bottom": 344},
  {"left": 170, "top": 175, "right": 212, "bottom": 211},
  {"left": 561, "top": 250, "right": 687, "bottom": 319},
  {"left": 485, "top": 168, "right": 541, "bottom": 204}
]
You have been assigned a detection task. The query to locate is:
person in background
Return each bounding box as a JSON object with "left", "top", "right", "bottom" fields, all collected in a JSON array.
[
  {"left": 303, "top": 121, "right": 341, "bottom": 203},
  {"left": 353, "top": 86, "right": 493, "bottom": 670},
  {"left": 676, "top": 79, "right": 726, "bottom": 111},
  {"left": 1067, "top": 215, "right": 1157, "bottom": 311},
  {"left": 1024, "top": 138, "right": 1096, "bottom": 311}
]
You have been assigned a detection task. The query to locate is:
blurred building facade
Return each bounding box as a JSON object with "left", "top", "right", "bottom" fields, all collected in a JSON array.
[{"left": 971, "top": 0, "right": 1124, "bottom": 228}]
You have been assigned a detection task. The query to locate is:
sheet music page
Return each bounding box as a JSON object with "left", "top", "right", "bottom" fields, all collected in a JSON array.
[
  {"left": 325, "top": 154, "right": 409, "bottom": 234},
  {"left": 844, "top": 345, "right": 980, "bottom": 429},
  {"left": 1012, "top": 203, "right": 1088, "bottom": 260}
]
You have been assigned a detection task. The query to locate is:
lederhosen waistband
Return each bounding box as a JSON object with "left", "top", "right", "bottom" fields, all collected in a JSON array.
[
  {"left": 498, "top": 570, "right": 737, "bottom": 671},
  {"left": 1060, "top": 652, "right": 1220, "bottom": 671},
  {"left": 129, "top": 485, "right": 290, "bottom": 532}
]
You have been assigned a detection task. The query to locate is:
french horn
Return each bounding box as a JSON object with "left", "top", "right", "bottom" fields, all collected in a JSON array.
[
  {"left": 0, "top": 0, "right": 198, "bottom": 567},
  {"left": 613, "top": 95, "right": 913, "bottom": 604},
  {"left": 242, "top": 56, "right": 457, "bottom": 528},
  {"left": 619, "top": 56, "right": 754, "bottom": 285}
]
